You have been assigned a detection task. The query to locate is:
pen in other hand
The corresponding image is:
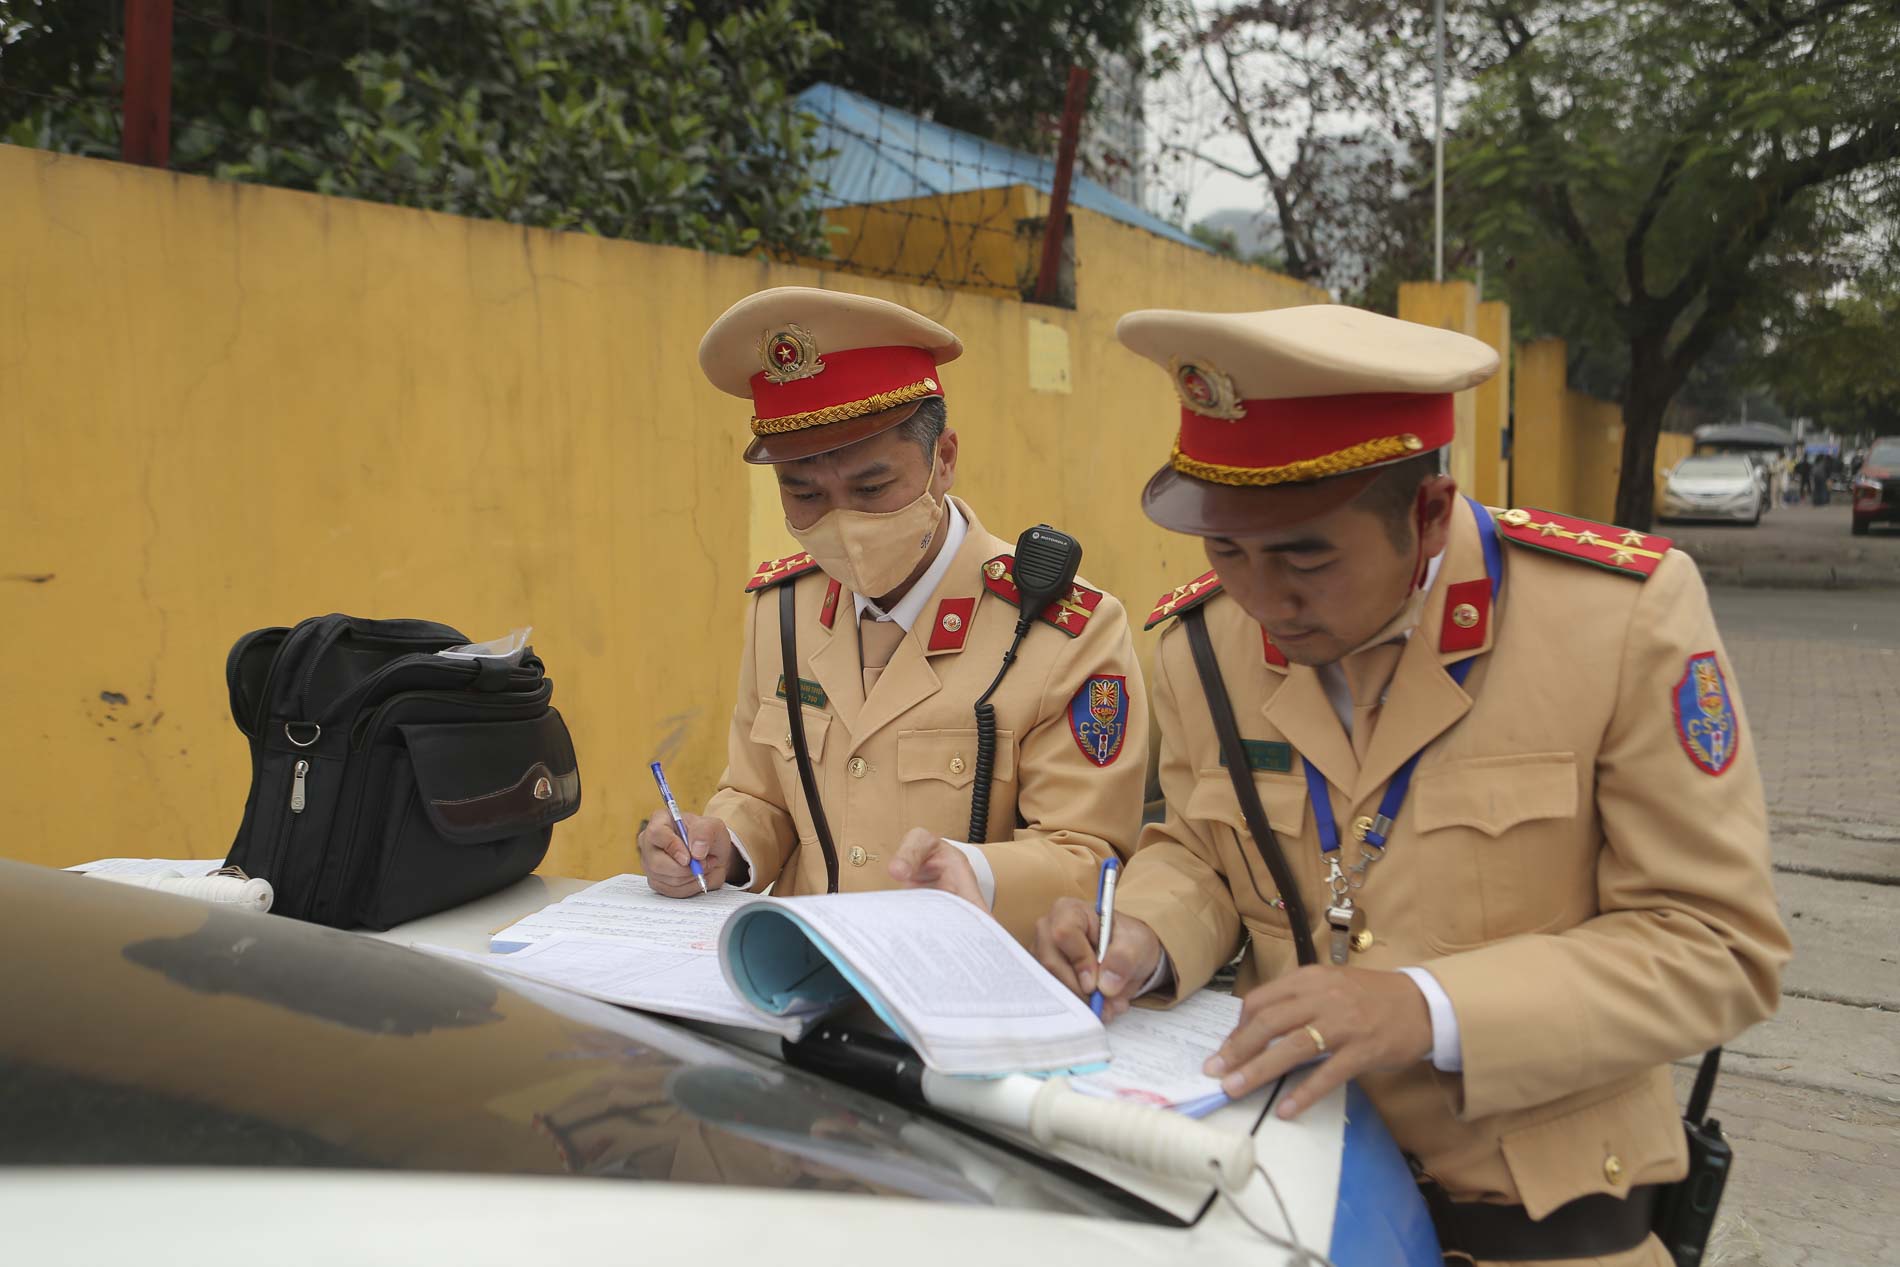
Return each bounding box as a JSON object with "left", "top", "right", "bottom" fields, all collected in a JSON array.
[
  {"left": 1090, "top": 856, "right": 1120, "bottom": 1018},
  {"left": 649, "top": 761, "right": 708, "bottom": 894}
]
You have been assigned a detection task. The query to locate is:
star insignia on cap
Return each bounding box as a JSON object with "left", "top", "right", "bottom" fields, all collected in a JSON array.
[
  {"left": 758, "top": 323, "right": 825, "bottom": 385},
  {"left": 1168, "top": 357, "right": 1246, "bottom": 421}
]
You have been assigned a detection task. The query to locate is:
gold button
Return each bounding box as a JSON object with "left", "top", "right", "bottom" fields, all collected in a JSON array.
[
  {"left": 949, "top": 755, "right": 966, "bottom": 775},
  {"left": 1452, "top": 603, "right": 1480, "bottom": 629},
  {"left": 984, "top": 560, "right": 1008, "bottom": 581},
  {"left": 1351, "top": 930, "right": 1374, "bottom": 952},
  {"left": 849, "top": 846, "right": 868, "bottom": 867},
  {"left": 1402, "top": 434, "right": 1424, "bottom": 451},
  {"left": 1499, "top": 508, "right": 1533, "bottom": 528},
  {"left": 941, "top": 612, "right": 963, "bottom": 633},
  {"left": 1603, "top": 1155, "right": 1624, "bottom": 1184},
  {"left": 1351, "top": 815, "right": 1375, "bottom": 843},
  {"left": 923, "top": 378, "right": 938, "bottom": 391},
  {"left": 848, "top": 757, "right": 867, "bottom": 778}
]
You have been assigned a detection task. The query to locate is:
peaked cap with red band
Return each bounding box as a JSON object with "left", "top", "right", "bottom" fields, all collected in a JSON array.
[
  {"left": 1117, "top": 305, "right": 1499, "bottom": 534},
  {"left": 699, "top": 286, "right": 964, "bottom": 464}
]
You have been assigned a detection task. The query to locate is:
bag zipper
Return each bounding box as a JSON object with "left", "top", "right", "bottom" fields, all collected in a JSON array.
[{"left": 290, "top": 759, "right": 310, "bottom": 813}]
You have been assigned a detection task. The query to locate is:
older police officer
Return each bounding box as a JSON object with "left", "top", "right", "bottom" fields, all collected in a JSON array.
[
  {"left": 1035, "top": 305, "right": 1789, "bottom": 1264},
  {"left": 639, "top": 287, "right": 1147, "bottom": 944}
]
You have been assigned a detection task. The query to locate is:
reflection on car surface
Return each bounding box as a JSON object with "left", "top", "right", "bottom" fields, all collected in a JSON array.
[{"left": 1660, "top": 454, "right": 1762, "bottom": 525}]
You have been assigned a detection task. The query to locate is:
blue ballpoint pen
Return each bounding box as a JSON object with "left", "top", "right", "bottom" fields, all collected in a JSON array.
[
  {"left": 1090, "top": 856, "right": 1120, "bottom": 1017},
  {"left": 649, "top": 761, "right": 708, "bottom": 894}
]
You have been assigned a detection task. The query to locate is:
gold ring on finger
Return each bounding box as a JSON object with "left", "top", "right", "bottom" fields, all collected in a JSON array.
[{"left": 1303, "top": 1023, "right": 1327, "bottom": 1054}]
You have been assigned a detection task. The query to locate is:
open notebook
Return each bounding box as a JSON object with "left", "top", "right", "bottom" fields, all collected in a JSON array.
[{"left": 447, "top": 877, "right": 1236, "bottom": 1097}]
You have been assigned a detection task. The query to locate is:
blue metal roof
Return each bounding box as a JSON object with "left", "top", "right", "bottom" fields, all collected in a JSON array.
[{"left": 796, "top": 83, "right": 1209, "bottom": 254}]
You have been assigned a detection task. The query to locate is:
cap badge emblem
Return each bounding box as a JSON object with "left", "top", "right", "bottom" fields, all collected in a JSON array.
[
  {"left": 759, "top": 323, "right": 826, "bottom": 385},
  {"left": 1169, "top": 357, "right": 1246, "bottom": 421}
]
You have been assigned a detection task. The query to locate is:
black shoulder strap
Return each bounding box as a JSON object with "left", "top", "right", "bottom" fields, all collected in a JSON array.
[
  {"left": 1686, "top": 1048, "right": 1722, "bottom": 1125},
  {"left": 1181, "top": 607, "right": 1318, "bottom": 967},
  {"left": 779, "top": 582, "right": 840, "bottom": 894}
]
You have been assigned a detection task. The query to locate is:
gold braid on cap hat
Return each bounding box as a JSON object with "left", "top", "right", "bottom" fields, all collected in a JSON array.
[
  {"left": 1170, "top": 433, "right": 1426, "bottom": 486},
  {"left": 751, "top": 379, "right": 941, "bottom": 436}
]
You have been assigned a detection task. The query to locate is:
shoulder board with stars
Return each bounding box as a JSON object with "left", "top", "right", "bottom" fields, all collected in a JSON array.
[
  {"left": 981, "top": 555, "right": 1102, "bottom": 638},
  {"left": 743, "top": 551, "right": 822, "bottom": 594},
  {"left": 1144, "top": 570, "right": 1223, "bottom": 630},
  {"left": 1493, "top": 508, "right": 1673, "bottom": 578}
]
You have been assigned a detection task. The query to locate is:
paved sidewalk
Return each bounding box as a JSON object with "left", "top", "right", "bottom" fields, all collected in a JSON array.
[{"left": 1700, "top": 585, "right": 1900, "bottom": 1266}]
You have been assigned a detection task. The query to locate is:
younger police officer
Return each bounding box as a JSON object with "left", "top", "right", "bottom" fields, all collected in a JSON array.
[
  {"left": 639, "top": 287, "right": 1148, "bottom": 943},
  {"left": 1034, "top": 305, "right": 1789, "bottom": 1265}
]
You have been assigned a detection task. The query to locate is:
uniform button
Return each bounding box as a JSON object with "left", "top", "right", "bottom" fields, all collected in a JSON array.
[
  {"left": 1603, "top": 1155, "right": 1624, "bottom": 1184},
  {"left": 949, "top": 755, "right": 966, "bottom": 775},
  {"left": 849, "top": 846, "right": 868, "bottom": 867},
  {"left": 848, "top": 757, "right": 868, "bottom": 778},
  {"left": 1351, "top": 929, "right": 1374, "bottom": 953}
]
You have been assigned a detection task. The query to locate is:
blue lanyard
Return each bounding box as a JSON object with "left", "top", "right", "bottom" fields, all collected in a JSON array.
[{"left": 1302, "top": 498, "right": 1504, "bottom": 859}]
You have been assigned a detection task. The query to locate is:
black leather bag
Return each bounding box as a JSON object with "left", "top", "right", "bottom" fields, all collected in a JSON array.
[{"left": 224, "top": 614, "right": 581, "bottom": 929}]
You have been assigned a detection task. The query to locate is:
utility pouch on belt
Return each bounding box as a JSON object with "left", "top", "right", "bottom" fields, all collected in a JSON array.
[{"left": 223, "top": 614, "right": 580, "bottom": 929}]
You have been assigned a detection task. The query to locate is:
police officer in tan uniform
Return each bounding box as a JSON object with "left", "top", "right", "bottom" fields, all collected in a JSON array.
[
  {"left": 638, "top": 287, "right": 1147, "bottom": 944},
  {"left": 1034, "top": 306, "right": 1790, "bottom": 1264}
]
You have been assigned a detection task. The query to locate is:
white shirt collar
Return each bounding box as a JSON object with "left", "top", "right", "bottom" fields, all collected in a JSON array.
[{"left": 853, "top": 500, "right": 968, "bottom": 633}]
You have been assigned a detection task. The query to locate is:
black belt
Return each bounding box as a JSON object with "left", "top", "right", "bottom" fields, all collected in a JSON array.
[{"left": 1420, "top": 1180, "right": 1660, "bottom": 1262}]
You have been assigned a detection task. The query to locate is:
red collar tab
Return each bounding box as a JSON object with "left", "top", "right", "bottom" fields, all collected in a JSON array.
[
  {"left": 1493, "top": 508, "right": 1672, "bottom": 579},
  {"left": 744, "top": 551, "right": 822, "bottom": 594},
  {"left": 1145, "top": 570, "right": 1223, "bottom": 630},
  {"left": 1438, "top": 578, "right": 1492, "bottom": 653},
  {"left": 819, "top": 578, "right": 842, "bottom": 628},
  {"left": 982, "top": 554, "right": 1101, "bottom": 638},
  {"left": 927, "top": 597, "right": 975, "bottom": 651},
  {"left": 1261, "top": 627, "right": 1288, "bottom": 667}
]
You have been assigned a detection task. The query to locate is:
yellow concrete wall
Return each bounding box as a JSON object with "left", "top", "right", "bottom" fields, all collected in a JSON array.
[
  {"left": 1512, "top": 338, "right": 1571, "bottom": 511},
  {"left": 1472, "top": 302, "right": 1512, "bottom": 506},
  {"left": 1567, "top": 391, "right": 1626, "bottom": 523},
  {"left": 1, "top": 145, "right": 1325, "bottom": 877},
  {"left": 805, "top": 186, "right": 1029, "bottom": 300},
  {"left": 1396, "top": 281, "right": 1480, "bottom": 492}
]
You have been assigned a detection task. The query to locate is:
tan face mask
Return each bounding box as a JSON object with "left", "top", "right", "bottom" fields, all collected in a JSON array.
[{"left": 788, "top": 478, "right": 945, "bottom": 599}]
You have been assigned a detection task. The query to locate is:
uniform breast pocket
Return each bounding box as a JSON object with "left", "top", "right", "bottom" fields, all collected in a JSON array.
[
  {"left": 897, "top": 728, "right": 1013, "bottom": 839},
  {"left": 1187, "top": 769, "right": 1307, "bottom": 931},
  {"left": 1412, "top": 752, "right": 1587, "bottom": 949},
  {"left": 750, "top": 699, "right": 832, "bottom": 842}
]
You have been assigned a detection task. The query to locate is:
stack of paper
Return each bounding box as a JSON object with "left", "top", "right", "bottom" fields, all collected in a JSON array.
[{"left": 66, "top": 858, "right": 232, "bottom": 878}]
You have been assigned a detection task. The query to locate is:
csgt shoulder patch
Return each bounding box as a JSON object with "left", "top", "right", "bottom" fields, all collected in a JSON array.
[
  {"left": 1673, "top": 651, "right": 1738, "bottom": 775},
  {"left": 1069, "top": 675, "right": 1129, "bottom": 767}
]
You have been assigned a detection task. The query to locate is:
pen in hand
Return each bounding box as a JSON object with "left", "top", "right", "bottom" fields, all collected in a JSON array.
[
  {"left": 1090, "top": 857, "right": 1120, "bottom": 1018},
  {"left": 649, "top": 761, "right": 708, "bottom": 894}
]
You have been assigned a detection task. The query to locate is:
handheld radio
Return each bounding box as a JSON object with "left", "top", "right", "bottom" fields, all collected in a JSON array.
[{"left": 967, "top": 524, "right": 1083, "bottom": 843}]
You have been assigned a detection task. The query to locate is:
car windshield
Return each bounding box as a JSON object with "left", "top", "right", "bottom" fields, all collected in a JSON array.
[
  {"left": 1676, "top": 456, "right": 1750, "bottom": 477},
  {"left": 1868, "top": 440, "right": 1900, "bottom": 466}
]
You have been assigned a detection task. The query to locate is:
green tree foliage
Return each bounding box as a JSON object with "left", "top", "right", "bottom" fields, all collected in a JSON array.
[
  {"left": 1450, "top": 1, "right": 1900, "bottom": 526},
  {"left": 1759, "top": 270, "right": 1900, "bottom": 436},
  {"left": 1, "top": 0, "right": 837, "bottom": 256},
  {"left": 696, "top": 0, "right": 1154, "bottom": 153}
]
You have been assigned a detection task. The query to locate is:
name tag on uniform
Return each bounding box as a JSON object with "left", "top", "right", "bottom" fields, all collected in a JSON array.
[
  {"left": 775, "top": 675, "right": 829, "bottom": 709},
  {"left": 1219, "top": 739, "right": 1293, "bottom": 773}
]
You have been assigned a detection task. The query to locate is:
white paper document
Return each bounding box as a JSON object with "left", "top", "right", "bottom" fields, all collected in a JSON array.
[
  {"left": 66, "top": 858, "right": 231, "bottom": 879},
  {"left": 1073, "top": 990, "right": 1242, "bottom": 1116},
  {"left": 490, "top": 873, "right": 759, "bottom": 952},
  {"left": 430, "top": 932, "right": 822, "bottom": 1039}
]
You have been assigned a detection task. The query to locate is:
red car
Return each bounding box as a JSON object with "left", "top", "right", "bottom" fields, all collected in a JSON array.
[{"left": 1852, "top": 437, "right": 1900, "bottom": 535}]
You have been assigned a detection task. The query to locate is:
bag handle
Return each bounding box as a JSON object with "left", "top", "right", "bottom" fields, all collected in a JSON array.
[
  {"left": 780, "top": 583, "right": 841, "bottom": 894},
  {"left": 1182, "top": 607, "right": 1318, "bottom": 967}
]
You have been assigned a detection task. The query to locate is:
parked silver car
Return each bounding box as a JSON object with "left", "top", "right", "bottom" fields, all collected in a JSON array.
[{"left": 1660, "top": 454, "right": 1762, "bottom": 524}]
